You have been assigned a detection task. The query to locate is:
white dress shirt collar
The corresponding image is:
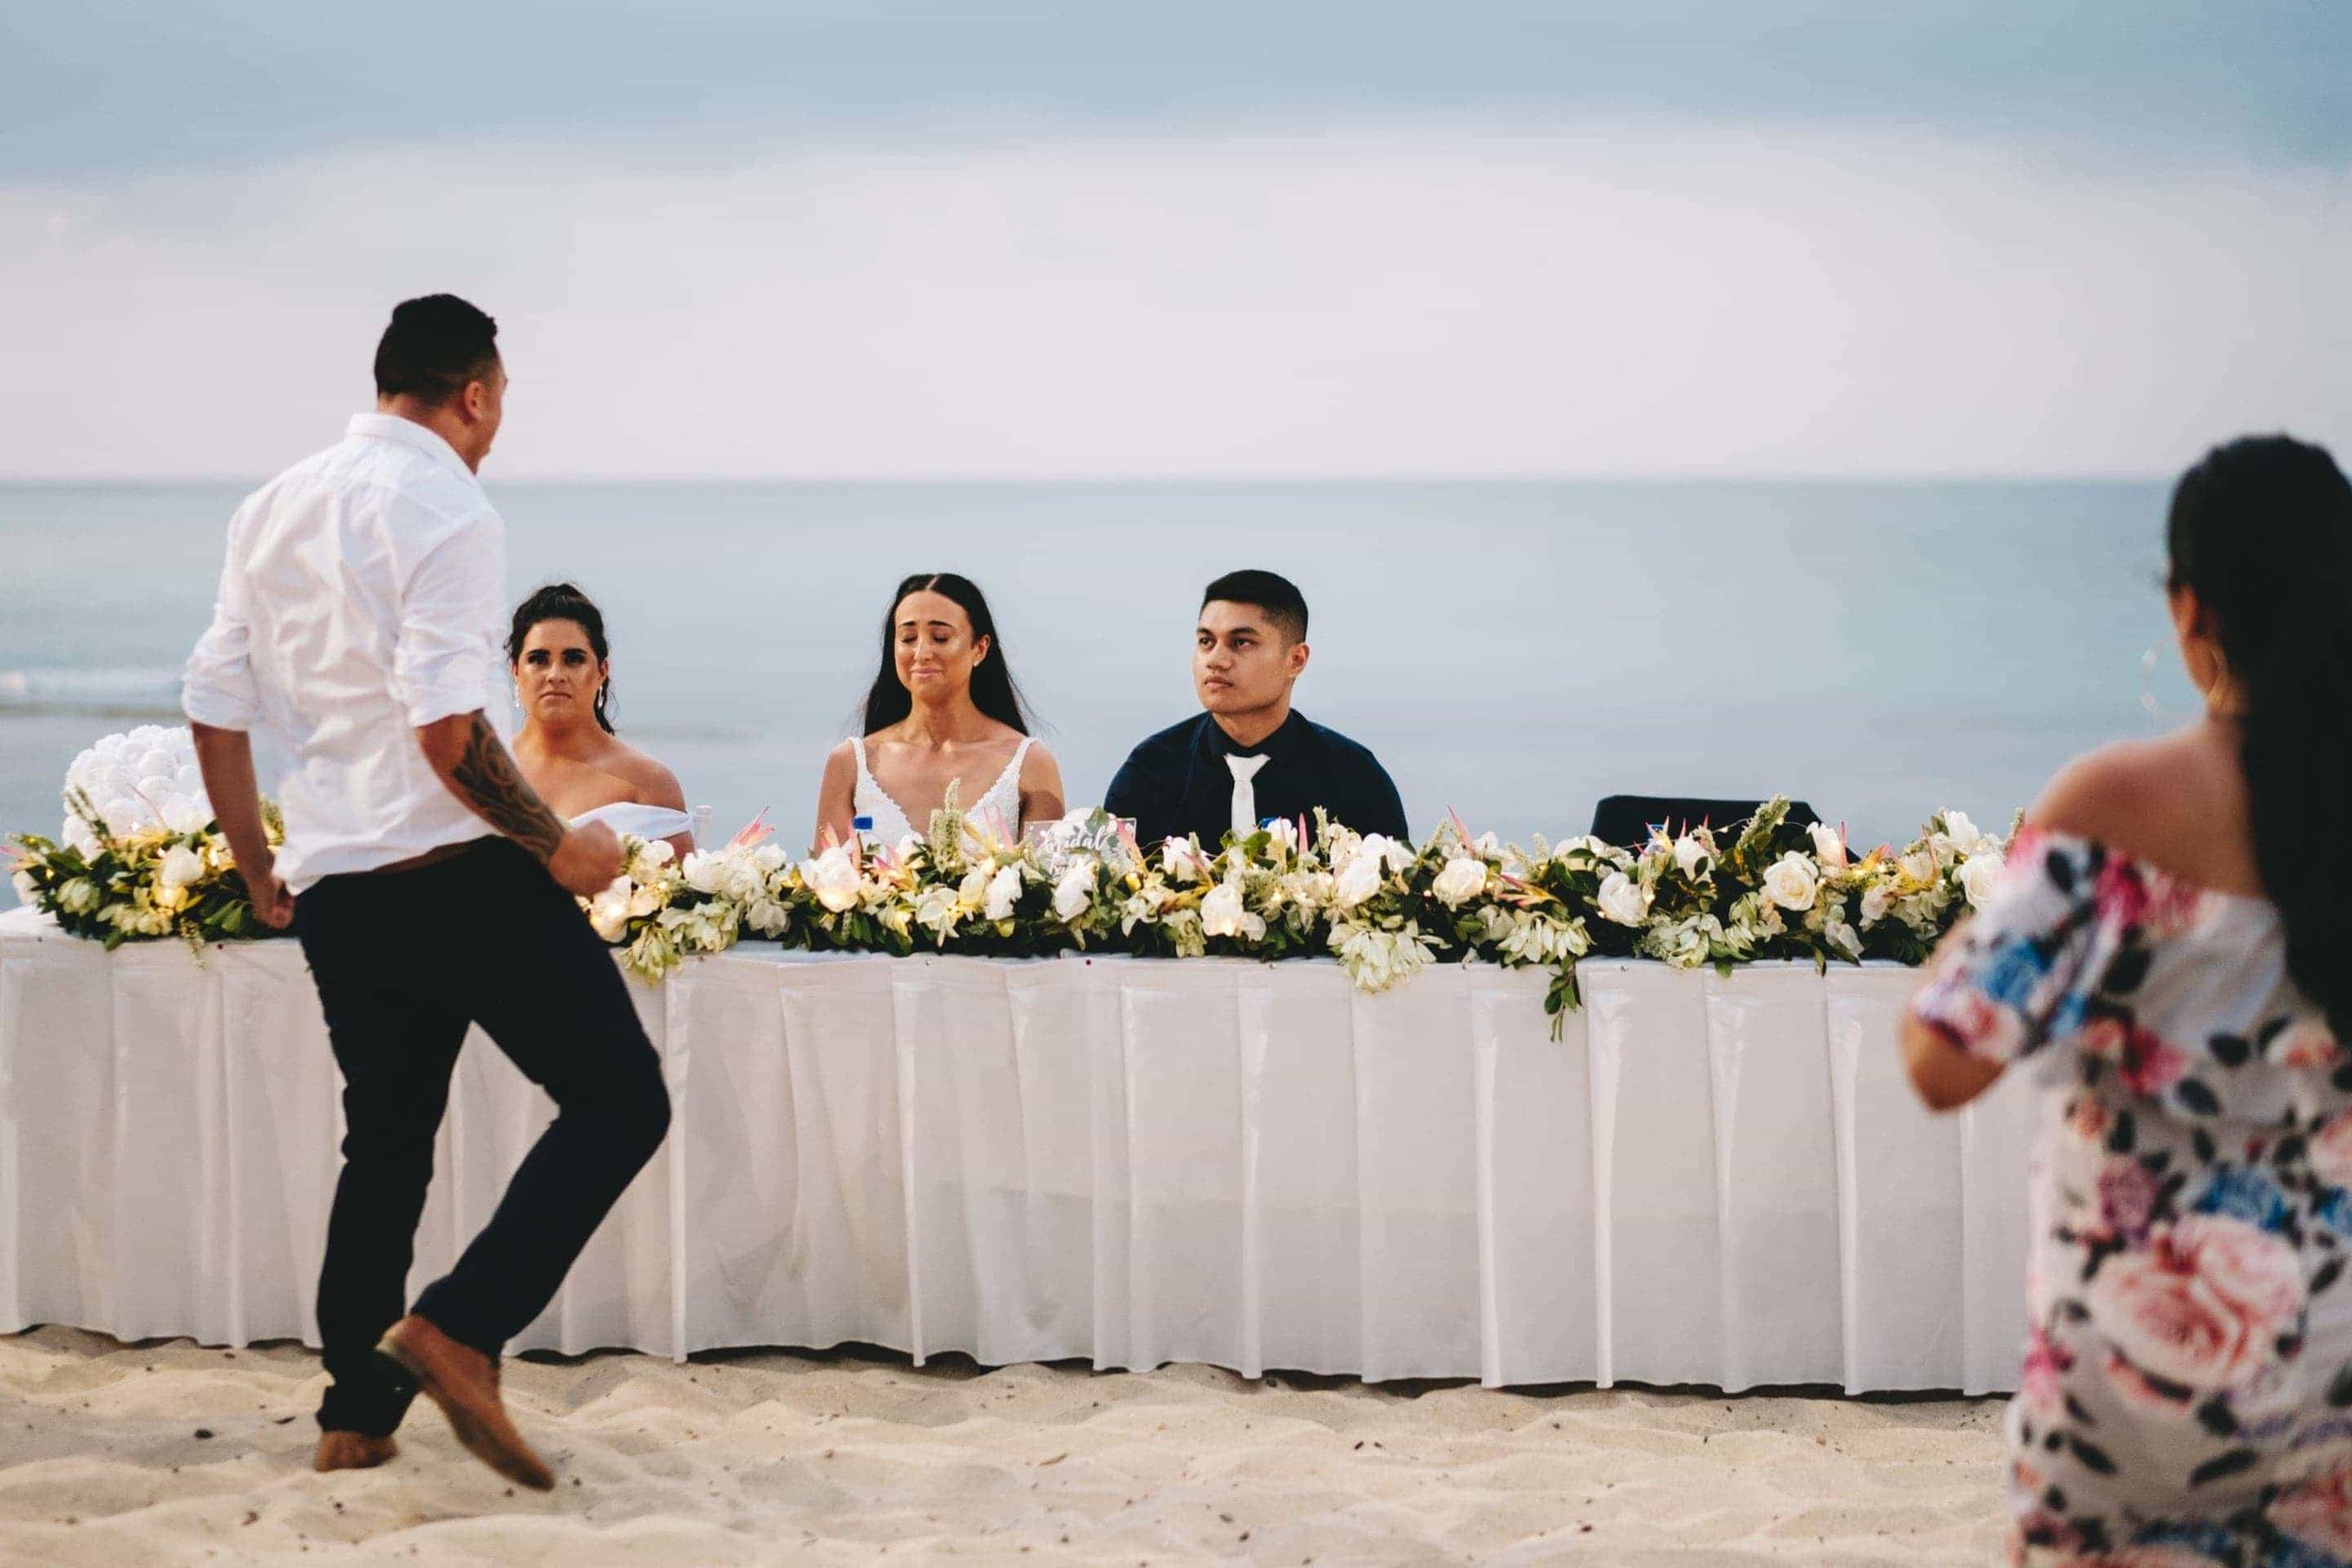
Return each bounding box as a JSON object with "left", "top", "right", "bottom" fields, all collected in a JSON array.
[{"left": 344, "top": 411, "right": 482, "bottom": 487}]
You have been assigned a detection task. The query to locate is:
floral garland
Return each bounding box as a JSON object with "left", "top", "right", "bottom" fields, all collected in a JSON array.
[
  {"left": 560, "top": 791, "right": 2011, "bottom": 1021},
  {"left": 10, "top": 731, "right": 2013, "bottom": 1011}
]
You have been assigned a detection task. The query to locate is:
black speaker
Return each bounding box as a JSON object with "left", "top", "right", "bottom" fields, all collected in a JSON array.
[{"left": 1588, "top": 795, "right": 1821, "bottom": 849}]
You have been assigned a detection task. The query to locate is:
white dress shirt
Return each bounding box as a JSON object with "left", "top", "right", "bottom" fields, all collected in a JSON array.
[{"left": 183, "top": 413, "right": 506, "bottom": 891}]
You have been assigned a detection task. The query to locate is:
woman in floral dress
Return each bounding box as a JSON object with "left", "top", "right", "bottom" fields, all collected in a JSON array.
[{"left": 1905, "top": 435, "right": 2352, "bottom": 1568}]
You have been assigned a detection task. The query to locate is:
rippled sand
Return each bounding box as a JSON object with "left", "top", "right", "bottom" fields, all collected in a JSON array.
[{"left": 0, "top": 1327, "right": 2006, "bottom": 1565}]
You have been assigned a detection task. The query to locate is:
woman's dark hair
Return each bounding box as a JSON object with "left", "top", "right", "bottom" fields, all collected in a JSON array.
[
  {"left": 861, "top": 573, "right": 1034, "bottom": 736},
  {"left": 374, "top": 293, "right": 499, "bottom": 405},
  {"left": 2167, "top": 435, "right": 2352, "bottom": 1024},
  {"left": 506, "top": 582, "right": 617, "bottom": 734}
]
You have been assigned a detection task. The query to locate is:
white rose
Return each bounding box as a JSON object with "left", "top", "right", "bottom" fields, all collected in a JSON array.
[
  {"left": 1200, "top": 879, "right": 1248, "bottom": 939},
  {"left": 1263, "top": 817, "right": 1298, "bottom": 854},
  {"left": 959, "top": 866, "right": 993, "bottom": 907},
  {"left": 801, "top": 846, "right": 864, "bottom": 912},
  {"left": 586, "top": 887, "right": 631, "bottom": 942},
  {"left": 1054, "top": 863, "right": 1095, "bottom": 921},
  {"left": 626, "top": 881, "right": 662, "bottom": 918},
  {"left": 1807, "top": 823, "right": 1849, "bottom": 869},
  {"left": 681, "top": 851, "right": 724, "bottom": 895},
  {"left": 1899, "top": 849, "right": 1938, "bottom": 885},
  {"left": 1942, "top": 811, "right": 1980, "bottom": 848},
  {"left": 1160, "top": 839, "right": 1210, "bottom": 883},
  {"left": 1357, "top": 833, "right": 1413, "bottom": 873},
  {"left": 744, "top": 896, "right": 791, "bottom": 936},
  {"left": 638, "top": 839, "right": 675, "bottom": 868},
  {"left": 1431, "top": 857, "right": 1488, "bottom": 909},
  {"left": 984, "top": 864, "right": 1025, "bottom": 922},
  {"left": 1333, "top": 852, "right": 1385, "bottom": 911},
  {"left": 1673, "top": 834, "right": 1709, "bottom": 879},
  {"left": 750, "top": 843, "right": 789, "bottom": 877},
  {"left": 158, "top": 843, "right": 206, "bottom": 891},
  {"left": 1860, "top": 883, "right": 1892, "bottom": 926},
  {"left": 160, "top": 794, "right": 210, "bottom": 835},
  {"left": 1961, "top": 852, "right": 2007, "bottom": 910},
  {"left": 718, "top": 858, "right": 765, "bottom": 904},
  {"left": 1597, "top": 871, "right": 1650, "bottom": 927},
  {"left": 1761, "top": 852, "right": 1820, "bottom": 912}
]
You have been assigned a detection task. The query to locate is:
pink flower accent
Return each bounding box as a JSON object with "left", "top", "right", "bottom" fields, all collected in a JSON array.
[
  {"left": 2274, "top": 1465, "right": 2352, "bottom": 1557},
  {"left": 2089, "top": 1214, "right": 2305, "bottom": 1393},
  {"left": 2093, "top": 854, "right": 2152, "bottom": 929},
  {"left": 2312, "top": 1111, "right": 2352, "bottom": 1192},
  {"left": 2096, "top": 1160, "right": 2162, "bottom": 1246},
  {"left": 1921, "top": 984, "right": 2025, "bottom": 1063},
  {"left": 2273, "top": 1020, "right": 2344, "bottom": 1072},
  {"left": 2019, "top": 1328, "right": 2075, "bottom": 1418},
  {"left": 2081, "top": 1016, "right": 2129, "bottom": 1060},
  {"left": 2117, "top": 1026, "right": 2190, "bottom": 1099},
  {"left": 2067, "top": 1096, "right": 2111, "bottom": 1144},
  {"left": 2101, "top": 1348, "right": 2196, "bottom": 1417}
]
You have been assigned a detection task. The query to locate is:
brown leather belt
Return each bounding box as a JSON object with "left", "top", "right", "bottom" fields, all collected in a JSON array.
[{"left": 366, "top": 839, "right": 489, "bottom": 876}]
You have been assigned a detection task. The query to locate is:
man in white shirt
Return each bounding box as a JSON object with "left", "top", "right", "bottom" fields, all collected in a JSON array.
[{"left": 184, "top": 294, "right": 670, "bottom": 1491}]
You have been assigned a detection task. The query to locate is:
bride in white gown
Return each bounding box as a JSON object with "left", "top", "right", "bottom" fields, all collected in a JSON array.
[
  {"left": 505, "top": 583, "right": 698, "bottom": 863},
  {"left": 814, "top": 573, "right": 1064, "bottom": 852}
]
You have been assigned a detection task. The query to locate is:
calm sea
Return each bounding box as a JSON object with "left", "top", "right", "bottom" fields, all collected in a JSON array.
[{"left": 0, "top": 479, "right": 2190, "bottom": 878}]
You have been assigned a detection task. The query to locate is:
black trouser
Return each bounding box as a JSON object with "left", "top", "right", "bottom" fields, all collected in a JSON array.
[{"left": 293, "top": 838, "right": 672, "bottom": 1435}]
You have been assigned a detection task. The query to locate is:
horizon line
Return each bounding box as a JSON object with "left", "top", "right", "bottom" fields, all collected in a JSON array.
[{"left": 0, "top": 467, "right": 2175, "bottom": 487}]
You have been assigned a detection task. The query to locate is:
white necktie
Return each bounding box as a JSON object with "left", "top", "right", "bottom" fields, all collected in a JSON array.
[{"left": 1227, "top": 754, "right": 1269, "bottom": 839}]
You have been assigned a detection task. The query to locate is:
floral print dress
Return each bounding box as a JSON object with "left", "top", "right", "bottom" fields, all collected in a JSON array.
[{"left": 1913, "top": 831, "right": 2352, "bottom": 1567}]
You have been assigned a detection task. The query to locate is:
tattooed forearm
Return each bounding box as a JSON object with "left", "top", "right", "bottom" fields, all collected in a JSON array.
[{"left": 450, "top": 713, "right": 567, "bottom": 861}]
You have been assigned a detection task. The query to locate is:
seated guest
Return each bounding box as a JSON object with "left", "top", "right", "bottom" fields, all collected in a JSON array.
[
  {"left": 1106, "top": 570, "right": 1408, "bottom": 849},
  {"left": 506, "top": 583, "right": 695, "bottom": 863},
  {"left": 813, "top": 572, "right": 1066, "bottom": 851}
]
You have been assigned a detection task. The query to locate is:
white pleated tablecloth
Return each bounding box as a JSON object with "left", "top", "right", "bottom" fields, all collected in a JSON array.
[{"left": 0, "top": 903, "right": 2036, "bottom": 1392}]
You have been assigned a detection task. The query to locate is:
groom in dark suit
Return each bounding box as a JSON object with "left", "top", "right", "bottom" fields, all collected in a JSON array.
[{"left": 1106, "top": 570, "right": 1408, "bottom": 849}]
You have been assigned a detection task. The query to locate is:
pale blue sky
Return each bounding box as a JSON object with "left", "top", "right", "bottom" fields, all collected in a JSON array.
[
  {"left": 7, "top": 2, "right": 2347, "bottom": 175},
  {"left": 1, "top": 3, "right": 2344, "bottom": 478}
]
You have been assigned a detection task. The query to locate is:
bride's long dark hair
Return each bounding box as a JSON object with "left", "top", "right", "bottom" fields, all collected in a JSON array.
[
  {"left": 2167, "top": 435, "right": 2352, "bottom": 1026},
  {"left": 860, "top": 573, "right": 1036, "bottom": 736}
]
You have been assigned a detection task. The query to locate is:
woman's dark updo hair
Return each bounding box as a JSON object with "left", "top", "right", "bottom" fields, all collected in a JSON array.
[
  {"left": 2167, "top": 435, "right": 2352, "bottom": 1025},
  {"left": 506, "top": 582, "right": 617, "bottom": 734},
  {"left": 861, "top": 573, "right": 1035, "bottom": 736}
]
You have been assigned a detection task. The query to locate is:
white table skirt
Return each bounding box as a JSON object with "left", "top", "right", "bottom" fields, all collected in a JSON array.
[{"left": 0, "top": 904, "right": 2036, "bottom": 1393}]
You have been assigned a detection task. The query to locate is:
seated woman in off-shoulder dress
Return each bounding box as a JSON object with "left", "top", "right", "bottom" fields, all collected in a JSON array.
[
  {"left": 1902, "top": 436, "right": 2352, "bottom": 1568},
  {"left": 505, "top": 583, "right": 695, "bottom": 863},
  {"left": 813, "top": 573, "right": 1064, "bottom": 853}
]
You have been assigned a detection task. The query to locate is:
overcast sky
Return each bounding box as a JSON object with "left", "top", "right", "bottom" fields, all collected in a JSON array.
[{"left": 2, "top": 2, "right": 2344, "bottom": 478}]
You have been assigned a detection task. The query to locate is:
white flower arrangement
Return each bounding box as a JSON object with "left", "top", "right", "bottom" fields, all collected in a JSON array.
[
  {"left": 13, "top": 732, "right": 2015, "bottom": 1008},
  {"left": 8, "top": 725, "right": 278, "bottom": 949}
]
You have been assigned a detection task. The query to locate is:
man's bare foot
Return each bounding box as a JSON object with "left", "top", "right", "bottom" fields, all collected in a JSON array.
[
  {"left": 313, "top": 1431, "right": 397, "bottom": 1471},
  {"left": 373, "top": 1316, "right": 554, "bottom": 1490}
]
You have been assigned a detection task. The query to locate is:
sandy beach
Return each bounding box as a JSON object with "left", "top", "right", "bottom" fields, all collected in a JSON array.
[{"left": 0, "top": 1326, "right": 2007, "bottom": 1566}]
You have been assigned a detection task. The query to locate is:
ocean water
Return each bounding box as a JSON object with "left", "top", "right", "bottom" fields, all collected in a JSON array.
[{"left": 0, "top": 479, "right": 2191, "bottom": 870}]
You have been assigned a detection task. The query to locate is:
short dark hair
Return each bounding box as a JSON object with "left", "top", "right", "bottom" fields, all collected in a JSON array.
[
  {"left": 373, "top": 293, "right": 500, "bottom": 404},
  {"left": 1200, "top": 569, "right": 1308, "bottom": 644}
]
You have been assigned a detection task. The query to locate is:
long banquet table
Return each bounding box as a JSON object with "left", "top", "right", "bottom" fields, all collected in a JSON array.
[{"left": 0, "top": 904, "right": 2035, "bottom": 1394}]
